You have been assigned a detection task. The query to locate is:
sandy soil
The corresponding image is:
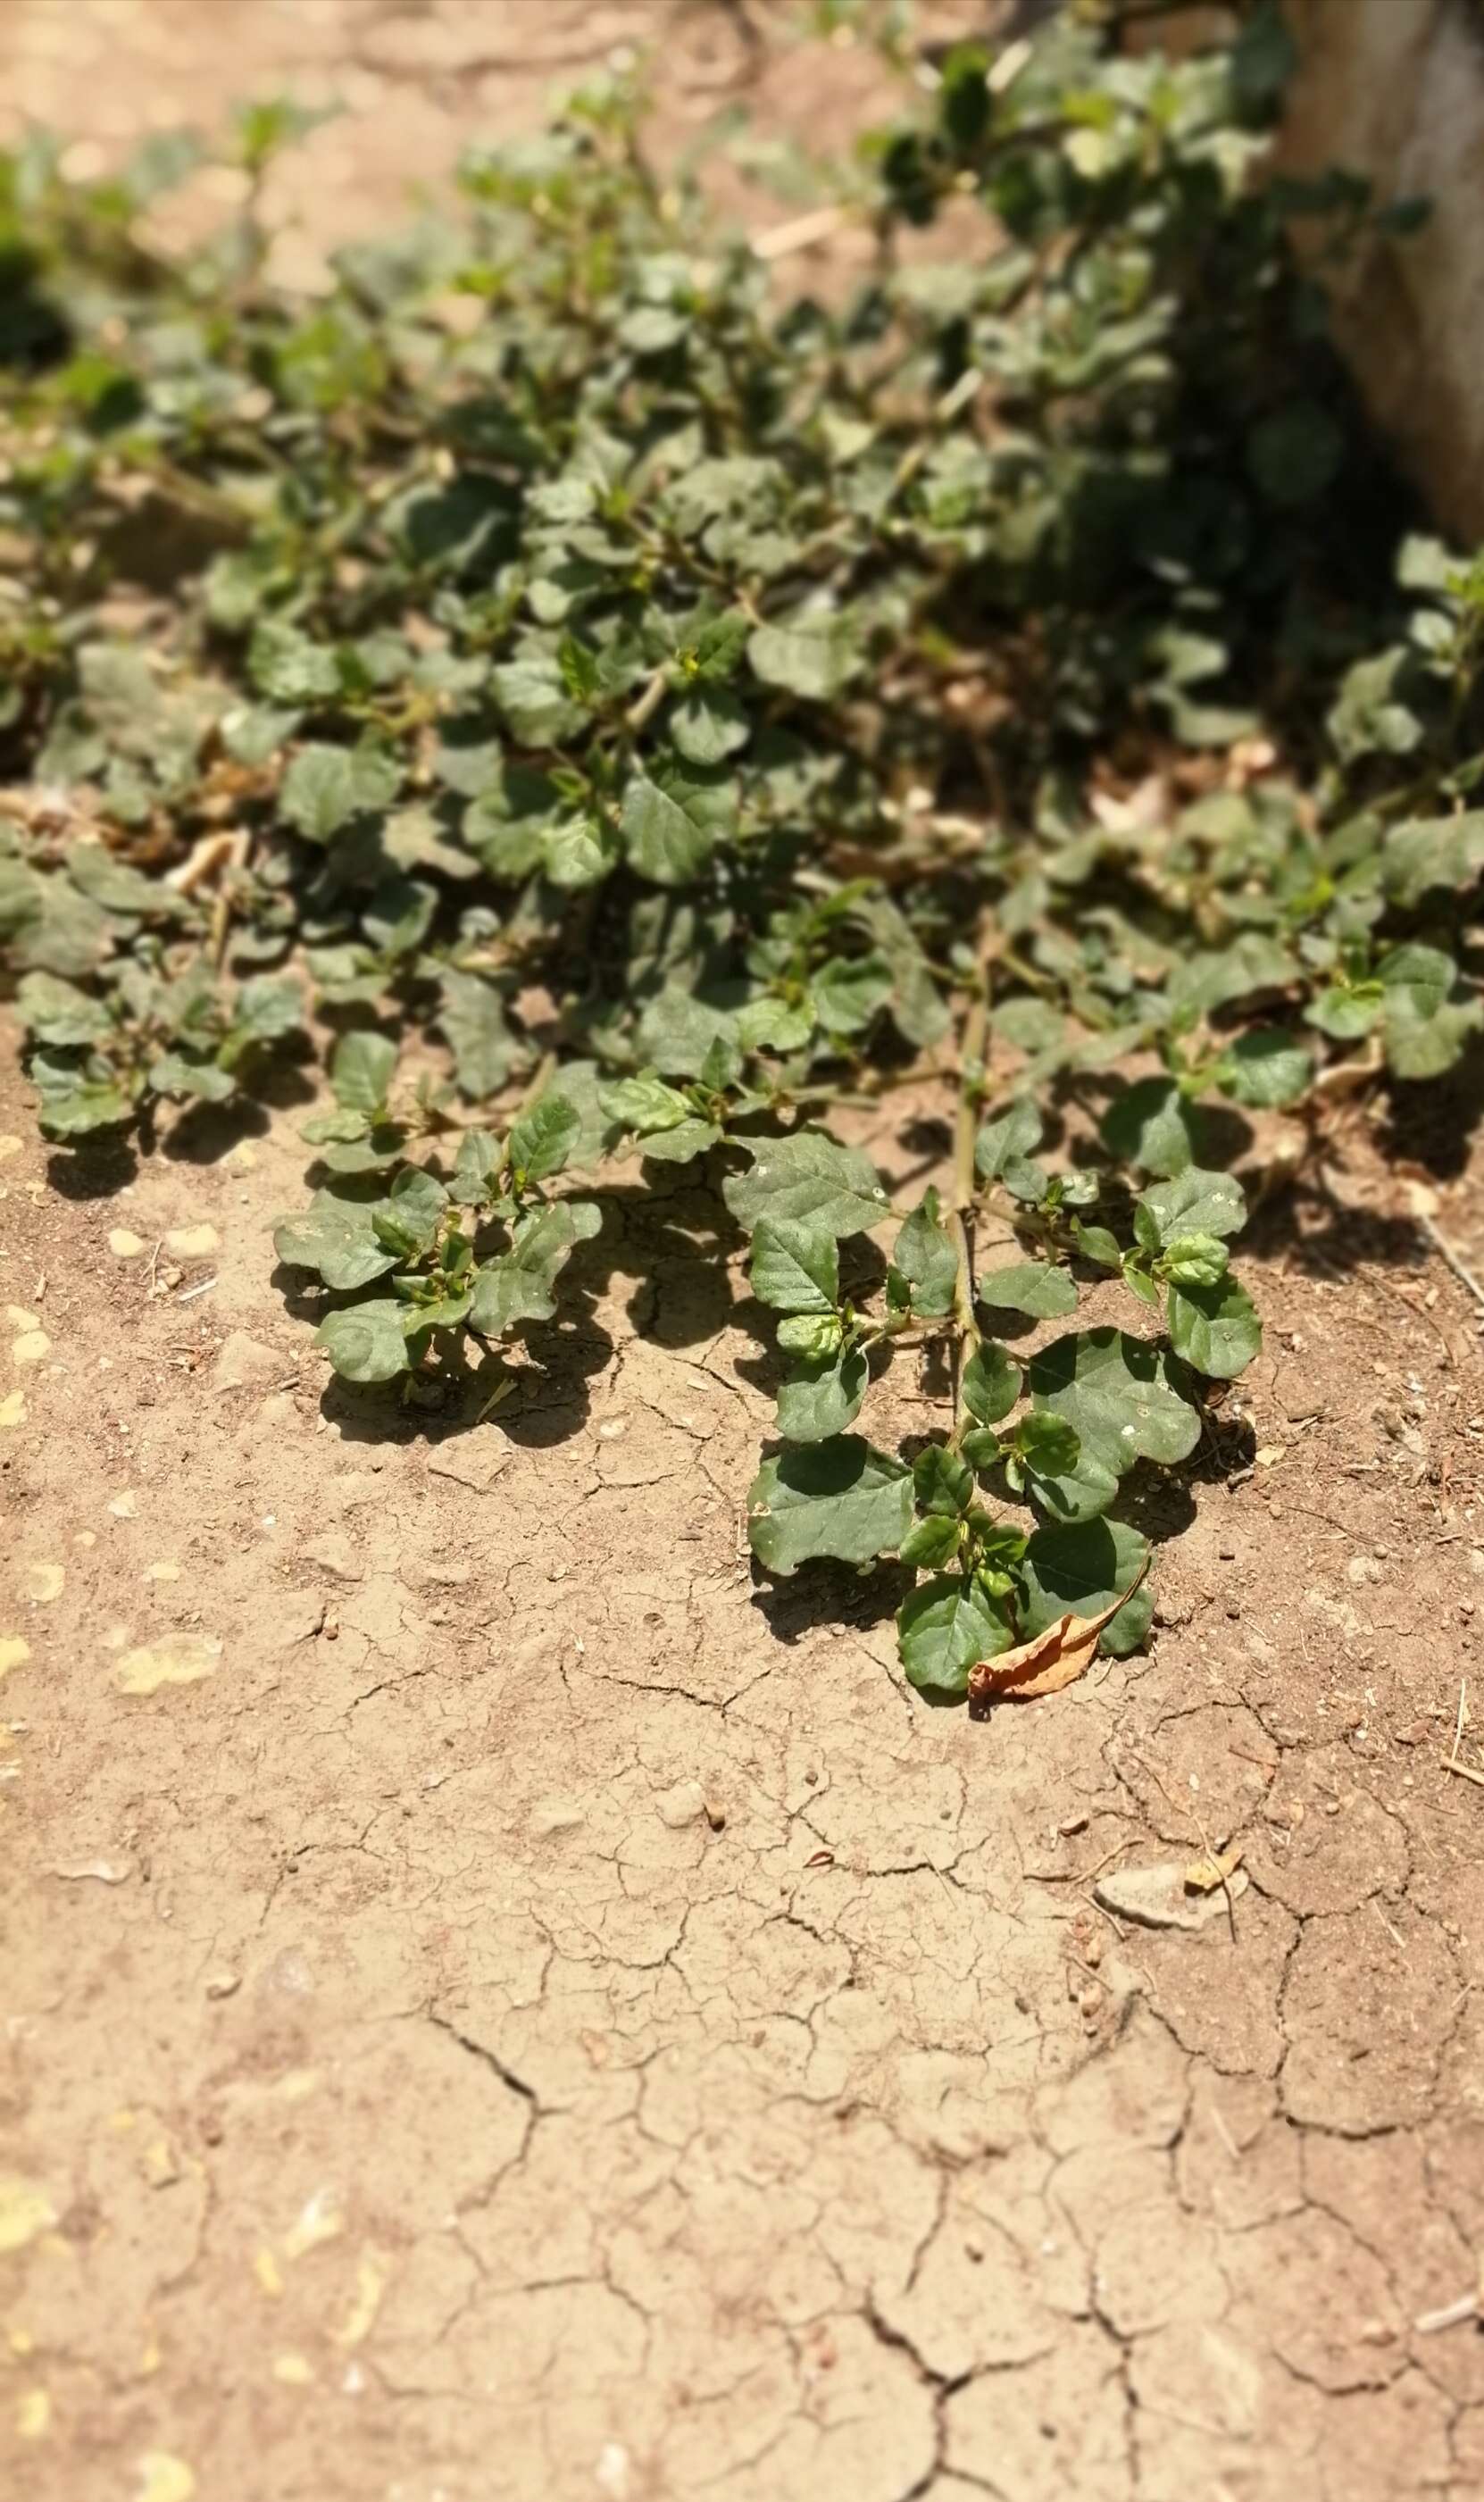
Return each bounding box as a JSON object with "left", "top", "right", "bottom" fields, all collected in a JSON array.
[{"left": 4, "top": 7, "right": 1484, "bottom": 2500}]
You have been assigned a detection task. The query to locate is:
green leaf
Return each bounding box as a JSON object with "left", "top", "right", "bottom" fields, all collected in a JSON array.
[
  {"left": 978, "top": 1260, "right": 1077, "bottom": 1320},
  {"left": 331, "top": 1030, "right": 397, "bottom": 1118},
  {"left": 961, "top": 1340, "right": 1021, "bottom": 1426},
  {"left": 1213, "top": 1028, "right": 1313, "bottom": 1109},
  {"left": 250, "top": 620, "right": 341, "bottom": 705},
  {"left": 1383, "top": 811, "right": 1484, "bottom": 908},
  {"left": 149, "top": 1051, "right": 236, "bottom": 1103},
  {"left": 1380, "top": 943, "right": 1483, "bottom": 1080},
  {"left": 751, "top": 1219, "right": 839, "bottom": 1314},
  {"left": 1306, "top": 981, "right": 1384, "bottom": 1042},
  {"left": 897, "top": 1574, "right": 1013, "bottom": 1697},
  {"left": 449, "top": 1129, "right": 503, "bottom": 1205},
  {"left": 17, "top": 972, "right": 113, "bottom": 1047},
  {"left": 1073, "top": 1222, "right": 1123, "bottom": 1272},
  {"left": 811, "top": 950, "right": 894, "bottom": 1035},
  {"left": 437, "top": 972, "right": 522, "bottom": 1099},
  {"left": 32, "top": 1074, "right": 134, "bottom": 1137},
  {"left": 637, "top": 1115, "right": 721, "bottom": 1163},
  {"left": 371, "top": 1166, "right": 447, "bottom": 1261},
  {"left": 279, "top": 743, "right": 401, "bottom": 842},
  {"left": 775, "top": 1348, "right": 869, "bottom": 1441},
  {"left": 621, "top": 775, "right": 716, "bottom": 886},
  {"left": 890, "top": 1187, "right": 957, "bottom": 1317},
  {"left": 1028, "top": 1328, "right": 1201, "bottom": 1522},
  {"left": 598, "top": 1073, "right": 693, "bottom": 1137},
  {"left": 899, "top": 1514, "right": 963, "bottom": 1571},
  {"left": 315, "top": 1297, "right": 411, "bottom": 1384},
  {"left": 507, "top": 1093, "right": 581, "bottom": 1182},
  {"left": 670, "top": 686, "right": 749, "bottom": 766},
  {"left": 1160, "top": 1232, "right": 1230, "bottom": 1289},
  {"left": 974, "top": 1099, "right": 1043, "bottom": 1191},
  {"left": 1166, "top": 1274, "right": 1262, "bottom": 1379},
  {"left": 272, "top": 1196, "right": 398, "bottom": 1289},
  {"left": 1013, "top": 1411, "right": 1081, "bottom": 1480},
  {"left": 724, "top": 1130, "right": 889, "bottom": 1239},
  {"left": 746, "top": 1436, "right": 913, "bottom": 1576},
  {"left": 777, "top": 1314, "right": 841, "bottom": 1360},
  {"left": 736, "top": 997, "right": 815, "bottom": 1055},
  {"left": 1099, "top": 1079, "right": 1199, "bottom": 1177},
  {"left": 1139, "top": 1168, "right": 1247, "bottom": 1245},
  {"left": 1020, "top": 1521, "right": 1152, "bottom": 1660},
  {"left": 912, "top": 1445, "right": 973, "bottom": 1516},
  {"left": 468, "top": 1199, "right": 600, "bottom": 1333},
  {"left": 747, "top": 609, "right": 860, "bottom": 702}
]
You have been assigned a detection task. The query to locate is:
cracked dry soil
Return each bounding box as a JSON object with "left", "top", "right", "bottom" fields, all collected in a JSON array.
[
  {"left": 4, "top": 1051, "right": 1484, "bottom": 2502},
  {"left": 4, "top": 4, "right": 1484, "bottom": 2497}
]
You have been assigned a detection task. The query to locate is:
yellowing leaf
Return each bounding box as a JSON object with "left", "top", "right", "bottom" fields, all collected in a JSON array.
[{"left": 967, "top": 1562, "right": 1149, "bottom": 1704}]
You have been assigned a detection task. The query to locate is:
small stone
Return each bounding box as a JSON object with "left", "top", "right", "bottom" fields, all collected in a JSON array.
[
  {"left": 425, "top": 1442, "right": 510, "bottom": 1493},
  {"left": 0, "top": 1137, "right": 22, "bottom": 1166},
  {"left": 21, "top": 1563, "right": 63, "bottom": 1604},
  {"left": 9, "top": 1330, "right": 49, "bottom": 1365},
  {"left": 301, "top": 1534, "right": 363, "bottom": 1583},
  {"left": 165, "top": 1224, "right": 220, "bottom": 1257},
  {"left": 1095, "top": 1862, "right": 1250, "bottom": 1932},
  {"left": 108, "top": 1228, "right": 146, "bottom": 1257},
  {"left": 211, "top": 1332, "right": 282, "bottom": 1392},
  {"left": 655, "top": 1780, "right": 707, "bottom": 1831},
  {"left": 204, "top": 1972, "right": 241, "bottom": 2000},
  {"left": 0, "top": 1637, "right": 32, "bottom": 1680},
  {"left": 529, "top": 1799, "right": 585, "bottom": 1839},
  {"left": 108, "top": 1492, "right": 138, "bottom": 1520}
]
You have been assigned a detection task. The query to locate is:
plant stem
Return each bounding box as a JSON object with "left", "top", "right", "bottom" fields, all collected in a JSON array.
[{"left": 946, "top": 960, "right": 992, "bottom": 1441}]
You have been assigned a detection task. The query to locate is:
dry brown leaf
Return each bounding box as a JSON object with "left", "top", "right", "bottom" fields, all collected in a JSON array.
[
  {"left": 1183, "top": 1841, "right": 1245, "bottom": 1893},
  {"left": 967, "top": 1561, "right": 1149, "bottom": 1705}
]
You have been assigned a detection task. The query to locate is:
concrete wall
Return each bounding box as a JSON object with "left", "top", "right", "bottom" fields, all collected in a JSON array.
[{"left": 1280, "top": 0, "right": 1484, "bottom": 543}]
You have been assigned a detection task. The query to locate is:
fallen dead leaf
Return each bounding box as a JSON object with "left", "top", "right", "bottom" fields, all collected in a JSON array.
[
  {"left": 968, "top": 1562, "right": 1149, "bottom": 1704},
  {"left": 113, "top": 1637, "right": 221, "bottom": 1695},
  {"left": 1184, "top": 1841, "right": 1246, "bottom": 1892}
]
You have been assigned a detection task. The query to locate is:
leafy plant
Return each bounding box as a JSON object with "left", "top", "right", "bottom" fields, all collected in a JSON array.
[{"left": 1, "top": 6, "right": 1480, "bottom": 1700}]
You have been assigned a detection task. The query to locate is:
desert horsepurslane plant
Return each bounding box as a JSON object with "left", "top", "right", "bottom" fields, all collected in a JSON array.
[{"left": 2, "top": 6, "right": 1482, "bottom": 1696}]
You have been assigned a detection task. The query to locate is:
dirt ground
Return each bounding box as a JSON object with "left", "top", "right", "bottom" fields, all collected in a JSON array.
[{"left": 4, "top": 7, "right": 1484, "bottom": 2501}]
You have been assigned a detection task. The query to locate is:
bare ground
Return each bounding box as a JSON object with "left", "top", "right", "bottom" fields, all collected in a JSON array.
[{"left": 4, "top": 6, "right": 1484, "bottom": 2498}]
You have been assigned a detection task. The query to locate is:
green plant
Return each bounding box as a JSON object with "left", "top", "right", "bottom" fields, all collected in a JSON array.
[{"left": 2, "top": 8, "right": 1480, "bottom": 1698}]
